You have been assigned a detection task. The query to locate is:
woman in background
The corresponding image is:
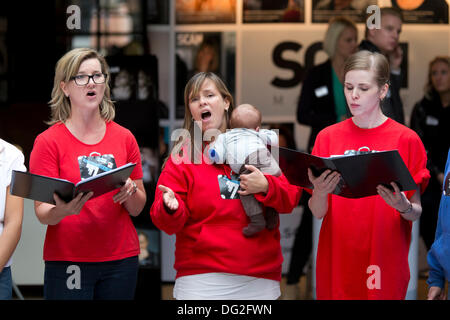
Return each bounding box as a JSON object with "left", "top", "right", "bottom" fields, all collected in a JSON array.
[
  {"left": 410, "top": 56, "right": 450, "bottom": 254},
  {"left": 297, "top": 16, "right": 357, "bottom": 153}
]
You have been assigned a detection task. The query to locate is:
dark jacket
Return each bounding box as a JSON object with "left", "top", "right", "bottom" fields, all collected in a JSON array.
[
  {"left": 296, "top": 59, "right": 350, "bottom": 153},
  {"left": 359, "top": 40, "right": 405, "bottom": 124},
  {"left": 410, "top": 90, "right": 450, "bottom": 179}
]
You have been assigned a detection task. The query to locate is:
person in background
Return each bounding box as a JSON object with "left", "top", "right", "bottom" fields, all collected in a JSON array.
[
  {"left": 291, "top": 16, "right": 357, "bottom": 299},
  {"left": 0, "top": 139, "right": 25, "bottom": 300},
  {"left": 359, "top": 6, "right": 405, "bottom": 124},
  {"left": 308, "top": 50, "right": 429, "bottom": 299},
  {"left": 427, "top": 148, "right": 450, "bottom": 300},
  {"left": 150, "top": 72, "right": 301, "bottom": 300},
  {"left": 29, "top": 48, "right": 146, "bottom": 300},
  {"left": 297, "top": 16, "right": 357, "bottom": 154},
  {"left": 410, "top": 56, "right": 450, "bottom": 258}
]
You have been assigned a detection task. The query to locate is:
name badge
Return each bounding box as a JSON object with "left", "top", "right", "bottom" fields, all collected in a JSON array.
[
  {"left": 425, "top": 116, "right": 439, "bottom": 126},
  {"left": 314, "top": 86, "right": 329, "bottom": 98}
]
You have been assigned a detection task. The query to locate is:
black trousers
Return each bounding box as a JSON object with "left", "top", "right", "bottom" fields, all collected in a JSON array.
[{"left": 286, "top": 192, "right": 313, "bottom": 285}]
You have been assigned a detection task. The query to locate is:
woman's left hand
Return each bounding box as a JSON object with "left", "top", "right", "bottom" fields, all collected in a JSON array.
[
  {"left": 238, "top": 165, "right": 269, "bottom": 196},
  {"left": 113, "top": 178, "right": 137, "bottom": 204},
  {"left": 376, "top": 182, "right": 410, "bottom": 212}
]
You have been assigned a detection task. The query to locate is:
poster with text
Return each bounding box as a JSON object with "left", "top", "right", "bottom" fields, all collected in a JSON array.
[
  {"left": 389, "top": 0, "right": 449, "bottom": 24},
  {"left": 243, "top": 0, "right": 304, "bottom": 23},
  {"left": 175, "top": 0, "right": 236, "bottom": 24}
]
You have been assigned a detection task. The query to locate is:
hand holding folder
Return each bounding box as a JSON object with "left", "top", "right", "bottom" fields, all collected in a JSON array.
[
  {"left": 10, "top": 163, "right": 136, "bottom": 205},
  {"left": 273, "top": 147, "right": 417, "bottom": 198}
]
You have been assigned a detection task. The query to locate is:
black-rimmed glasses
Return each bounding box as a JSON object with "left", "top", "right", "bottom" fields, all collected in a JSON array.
[{"left": 71, "top": 73, "right": 107, "bottom": 85}]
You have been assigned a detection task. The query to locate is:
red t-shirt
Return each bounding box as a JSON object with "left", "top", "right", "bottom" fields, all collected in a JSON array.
[
  {"left": 312, "top": 118, "right": 429, "bottom": 299},
  {"left": 29, "top": 121, "right": 143, "bottom": 262}
]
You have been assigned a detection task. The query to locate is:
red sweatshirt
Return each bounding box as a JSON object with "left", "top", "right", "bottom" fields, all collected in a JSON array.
[
  {"left": 313, "top": 118, "right": 430, "bottom": 299},
  {"left": 150, "top": 156, "right": 302, "bottom": 281}
]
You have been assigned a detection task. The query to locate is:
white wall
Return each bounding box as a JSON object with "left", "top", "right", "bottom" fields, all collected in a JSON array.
[{"left": 11, "top": 199, "right": 45, "bottom": 285}]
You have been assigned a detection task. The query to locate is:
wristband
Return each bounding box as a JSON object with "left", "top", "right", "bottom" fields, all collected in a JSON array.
[{"left": 397, "top": 202, "right": 413, "bottom": 214}]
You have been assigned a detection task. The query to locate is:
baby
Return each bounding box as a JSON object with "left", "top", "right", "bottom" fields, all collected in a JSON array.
[{"left": 209, "top": 104, "right": 281, "bottom": 237}]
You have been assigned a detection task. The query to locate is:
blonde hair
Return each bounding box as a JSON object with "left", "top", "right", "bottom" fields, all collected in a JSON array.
[
  {"left": 166, "top": 72, "right": 234, "bottom": 166},
  {"left": 47, "top": 48, "right": 115, "bottom": 125},
  {"left": 425, "top": 56, "right": 450, "bottom": 99},
  {"left": 344, "top": 50, "right": 390, "bottom": 88},
  {"left": 323, "top": 16, "right": 357, "bottom": 58}
]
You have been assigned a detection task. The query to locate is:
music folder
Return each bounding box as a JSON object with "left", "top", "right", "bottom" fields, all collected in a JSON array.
[
  {"left": 273, "top": 147, "right": 417, "bottom": 198},
  {"left": 10, "top": 163, "right": 136, "bottom": 205}
]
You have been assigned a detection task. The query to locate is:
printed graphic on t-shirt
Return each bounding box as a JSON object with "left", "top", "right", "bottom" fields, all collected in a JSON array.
[
  {"left": 218, "top": 174, "right": 240, "bottom": 199},
  {"left": 330, "top": 146, "right": 379, "bottom": 158},
  {"left": 78, "top": 152, "right": 117, "bottom": 180}
]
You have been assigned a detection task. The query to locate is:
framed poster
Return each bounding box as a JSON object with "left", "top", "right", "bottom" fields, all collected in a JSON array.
[
  {"left": 175, "top": 0, "right": 236, "bottom": 24},
  {"left": 243, "top": 0, "right": 305, "bottom": 23},
  {"left": 312, "top": 0, "right": 377, "bottom": 23},
  {"left": 390, "top": 0, "right": 449, "bottom": 24},
  {"left": 176, "top": 31, "right": 235, "bottom": 119},
  {"left": 137, "top": 228, "right": 160, "bottom": 268}
]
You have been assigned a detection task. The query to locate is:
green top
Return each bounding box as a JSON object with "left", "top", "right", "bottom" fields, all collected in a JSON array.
[{"left": 332, "top": 67, "right": 347, "bottom": 122}]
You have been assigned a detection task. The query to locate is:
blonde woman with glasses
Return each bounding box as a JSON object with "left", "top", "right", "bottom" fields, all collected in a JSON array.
[{"left": 29, "top": 48, "right": 146, "bottom": 300}]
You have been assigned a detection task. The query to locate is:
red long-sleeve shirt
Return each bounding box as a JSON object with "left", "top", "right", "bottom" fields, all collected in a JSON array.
[
  {"left": 150, "top": 156, "right": 302, "bottom": 281},
  {"left": 313, "top": 118, "right": 430, "bottom": 299}
]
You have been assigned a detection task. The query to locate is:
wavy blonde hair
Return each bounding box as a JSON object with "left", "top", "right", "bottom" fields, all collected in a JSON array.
[{"left": 47, "top": 48, "right": 115, "bottom": 125}]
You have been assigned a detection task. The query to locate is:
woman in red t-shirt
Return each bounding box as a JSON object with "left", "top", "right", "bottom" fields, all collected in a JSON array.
[
  {"left": 308, "top": 50, "right": 430, "bottom": 299},
  {"left": 30, "top": 48, "right": 146, "bottom": 300}
]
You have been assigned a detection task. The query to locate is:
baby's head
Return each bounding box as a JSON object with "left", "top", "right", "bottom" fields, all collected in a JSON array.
[{"left": 230, "top": 103, "right": 262, "bottom": 131}]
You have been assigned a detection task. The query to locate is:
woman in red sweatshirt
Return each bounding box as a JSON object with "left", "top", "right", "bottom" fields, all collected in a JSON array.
[
  {"left": 150, "top": 72, "right": 301, "bottom": 300},
  {"left": 308, "top": 51, "right": 429, "bottom": 299}
]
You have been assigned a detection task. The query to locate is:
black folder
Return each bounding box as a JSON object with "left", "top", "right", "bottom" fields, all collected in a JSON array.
[
  {"left": 10, "top": 163, "right": 136, "bottom": 204},
  {"left": 273, "top": 147, "right": 417, "bottom": 198}
]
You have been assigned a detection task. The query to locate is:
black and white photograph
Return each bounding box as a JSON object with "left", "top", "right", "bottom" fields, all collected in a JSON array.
[{"left": 176, "top": 31, "right": 235, "bottom": 119}]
